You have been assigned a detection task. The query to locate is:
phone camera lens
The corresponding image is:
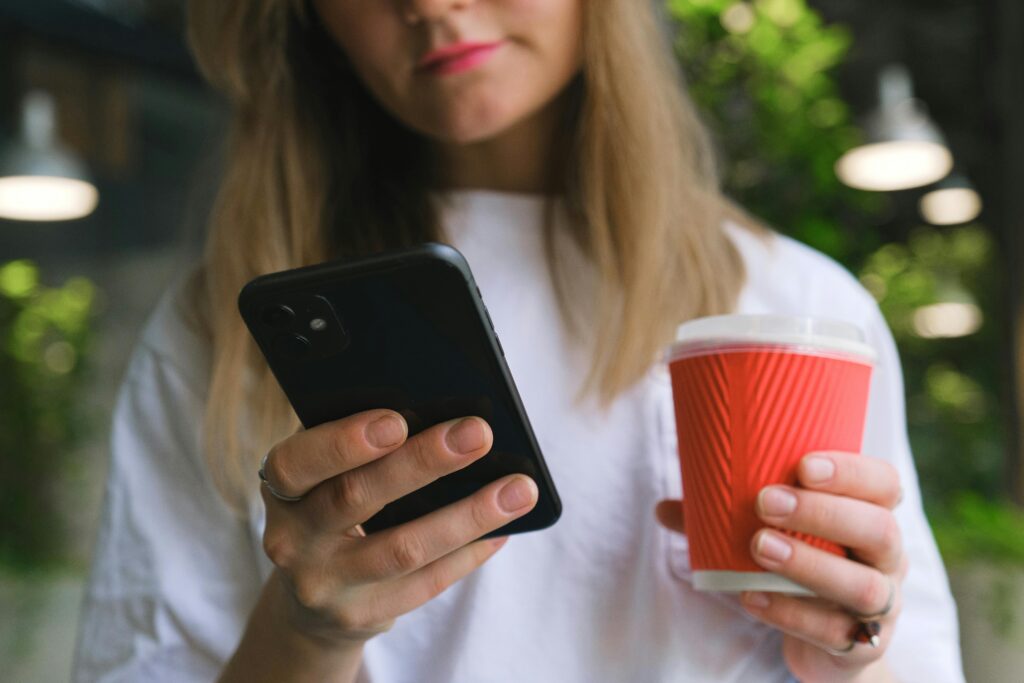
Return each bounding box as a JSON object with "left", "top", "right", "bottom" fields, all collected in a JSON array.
[
  {"left": 273, "top": 333, "right": 312, "bottom": 360},
  {"left": 309, "top": 317, "right": 327, "bottom": 332},
  {"left": 262, "top": 304, "right": 295, "bottom": 329}
]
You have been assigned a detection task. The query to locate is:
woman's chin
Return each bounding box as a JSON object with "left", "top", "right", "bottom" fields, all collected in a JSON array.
[
  {"left": 408, "top": 99, "right": 529, "bottom": 146},
  {"left": 419, "top": 118, "right": 515, "bottom": 146}
]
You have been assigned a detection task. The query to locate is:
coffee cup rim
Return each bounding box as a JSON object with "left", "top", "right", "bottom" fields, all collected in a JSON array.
[{"left": 670, "top": 314, "right": 877, "bottom": 363}]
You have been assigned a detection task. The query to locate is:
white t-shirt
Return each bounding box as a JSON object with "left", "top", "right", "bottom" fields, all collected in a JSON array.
[{"left": 74, "top": 190, "right": 964, "bottom": 682}]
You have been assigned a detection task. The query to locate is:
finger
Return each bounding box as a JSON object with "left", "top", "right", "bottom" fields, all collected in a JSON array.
[
  {"left": 343, "top": 474, "right": 537, "bottom": 582},
  {"left": 356, "top": 536, "right": 509, "bottom": 629},
  {"left": 262, "top": 410, "right": 408, "bottom": 499},
  {"left": 797, "top": 452, "right": 901, "bottom": 509},
  {"left": 750, "top": 529, "right": 900, "bottom": 618},
  {"left": 755, "top": 486, "right": 902, "bottom": 573},
  {"left": 655, "top": 499, "right": 685, "bottom": 534},
  {"left": 740, "top": 592, "right": 876, "bottom": 655},
  {"left": 303, "top": 416, "right": 494, "bottom": 529}
]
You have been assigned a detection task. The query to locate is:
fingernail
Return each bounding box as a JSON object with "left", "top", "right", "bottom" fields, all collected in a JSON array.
[
  {"left": 366, "top": 415, "right": 406, "bottom": 448},
  {"left": 759, "top": 487, "right": 797, "bottom": 517},
  {"left": 489, "top": 536, "right": 509, "bottom": 549},
  {"left": 803, "top": 455, "right": 835, "bottom": 484},
  {"left": 756, "top": 531, "right": 793, "bottom": 564},
  {"left": 446, "top": 418, "right": 486, "bottom": 454},
  {"left": 498, "top": 477, "right": 537, "bottom": 513},
  {"left": 743, "top": 591, "right": 771, "bottom": 609}
]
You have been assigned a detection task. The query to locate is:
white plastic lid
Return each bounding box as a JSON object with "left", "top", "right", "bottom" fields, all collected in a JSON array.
[{"left": 670, "top": 314, "right": 876, "bottom": 363}]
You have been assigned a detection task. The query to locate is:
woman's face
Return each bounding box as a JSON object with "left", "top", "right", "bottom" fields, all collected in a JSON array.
[{"left": 312, "top": 0, "right": 584, "bottom": 144}]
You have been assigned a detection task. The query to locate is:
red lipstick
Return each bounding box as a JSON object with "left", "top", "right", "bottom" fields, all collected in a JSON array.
[{"left": 417, "top": 41, "right": 503, "bottom": 76}]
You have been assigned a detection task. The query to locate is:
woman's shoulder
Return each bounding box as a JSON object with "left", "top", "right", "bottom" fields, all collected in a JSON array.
[
  {"left": 129, "top": 266, "right": 212, "bottom": 397},
  {"left": 724, "top": 220, "right": 878, "bottom": 327}
]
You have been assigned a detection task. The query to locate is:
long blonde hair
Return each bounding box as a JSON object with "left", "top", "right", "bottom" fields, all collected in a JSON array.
[{"left": 187, "top": 0, "right": 754, "bottom": 512}]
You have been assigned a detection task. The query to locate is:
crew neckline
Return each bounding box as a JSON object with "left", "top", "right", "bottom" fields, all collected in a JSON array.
[{"left": 432, "top": 187, "right": 557, "bottom": 209}]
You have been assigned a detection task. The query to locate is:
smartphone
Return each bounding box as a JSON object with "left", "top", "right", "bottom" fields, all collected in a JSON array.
[{"left": 238, "top": 242, "right": 561, "bottom": 537}]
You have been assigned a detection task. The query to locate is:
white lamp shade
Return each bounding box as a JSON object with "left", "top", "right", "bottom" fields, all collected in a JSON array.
[
  {"left": 912, "top": 302, "right": 983, "bottom": 339},
  {"left": 0, "top": 175, "right": 99, "bottom": 221},
  {"left": 837, "top": 65, "right": 953, "bottom": 192},
  {"left": 0, "top": 90, "right": 99, "bottom": 222},
  {"left": 920, "top": 186, "right": 983, "bottom": 225},
  {"left": 836, "top": 140, "right": 953, "bottom": 192}
]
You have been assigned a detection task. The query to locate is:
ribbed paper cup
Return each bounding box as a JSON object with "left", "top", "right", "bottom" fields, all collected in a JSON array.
[{"left": 668, "top": 315, "right": 876, "bottom": 593}]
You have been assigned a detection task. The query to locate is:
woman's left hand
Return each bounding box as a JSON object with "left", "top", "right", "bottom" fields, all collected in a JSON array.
[{"left": 656, "top": 451, "right": 906, "bottom": 683}]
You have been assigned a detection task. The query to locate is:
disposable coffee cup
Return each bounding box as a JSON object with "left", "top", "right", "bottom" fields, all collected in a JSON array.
[{"left": 668, "top": 315, "right": 876, "bottom": 593}]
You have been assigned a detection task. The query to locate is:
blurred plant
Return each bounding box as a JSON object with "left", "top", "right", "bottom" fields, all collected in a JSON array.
[
  {"left": 668, "top": 0, "right": 885, "bottom": 263},
  {"left": 0, "top": 259, "right": 96, "bottom": 570},
  {"left": 932, "top": 493, "right": 1024, "bottom": 567},
  {"left": 667, "top": 0, "right": 1014, "bottom": 555},
  {"left": 859, "top": 226, "right": 1005, "bottom": 507},
  {"left": 932, "top": 494, "right": 1024, "bottom": 633}
]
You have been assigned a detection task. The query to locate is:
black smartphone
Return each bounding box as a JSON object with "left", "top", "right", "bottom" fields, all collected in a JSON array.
[{"left": 238, "top": 242, "right": 561, "bottom": 537}]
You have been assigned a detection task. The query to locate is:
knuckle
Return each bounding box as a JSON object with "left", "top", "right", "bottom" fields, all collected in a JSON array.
[
  {"left": 805, "top": 496, "right": 837, "bottom": 533},
  {"left": 328, "top": 427, "right": 357, "bottom": 468},
  {"left": 405, "top": 434, "right": 439, "bottom": 474},
  {"left": 828, "top": 616, "right": 856, "bottom": 648},
  {"left": 877, "top": 513, "right": 902, "bottom": 554},
  {"left": 880, "top": 460, "right": 899, "bottom": 484},
  {"left": 386, "top": 532, "right": 428, "bottom": 576},
  {"left": 423, "top": 565, "right": 452, "bottom": 602},
  {"left": 800, "top": 544, "right": 828, "bottom": 579},
  {"left": 262, "top": 527, "right": 294, "bottom": 568},
  {"left": 292, "top": 575, "right": 327, "bottom": 611},
  {"left": 331, "top": 472, "right": 372, "bottom": 513},
  {"left": 882, "top": 462, "right": 902, "bottom": 499},
  {"left": 469, "top": 497, "right": 496, "bottom": 532},
  {"left": 265, "top": 445, "right": 297, "bottom": 493},
  {"left": 333, "top": 606, "right": 369, "bottom": 634},
  {"left": 855, "top": 574, "right": 888, "bottom": 615},
  {"left": 898, "top": 554, "right": 910, "bottom": 580},
  {"left": 762, "top": 596, "right": 807, "bottom": 633}
]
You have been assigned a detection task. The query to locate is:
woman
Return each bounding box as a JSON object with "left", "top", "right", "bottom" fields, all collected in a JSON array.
[{"left": 75, "top": 1, "right": 964, "bottom": 681}]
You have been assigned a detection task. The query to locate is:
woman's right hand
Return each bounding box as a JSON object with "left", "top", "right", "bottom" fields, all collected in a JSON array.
[{"left": 258, "top": 409, "right": 538, "bottom": 647}]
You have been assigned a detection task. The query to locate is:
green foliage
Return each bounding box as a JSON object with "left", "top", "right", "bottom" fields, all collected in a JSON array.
[
  {"left": 859, "top": 226, "right": 1006, "bottom": 506},
  {"left": 668, "top": 1, "right": 1016, "bottom": 560},
  {"left": 0, "top": 260, "right": 96, "bottom": 570},
  {"left": 932, "top": 493, "right": 1024, "bottom": 566},
  {"left": 668, "top": 0, "right": 884, "bottom": 263}
]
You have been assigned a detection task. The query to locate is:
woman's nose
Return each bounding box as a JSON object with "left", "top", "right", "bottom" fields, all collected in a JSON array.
[{"left": 397, "top": 0, "right": 474, "bottom": 24}]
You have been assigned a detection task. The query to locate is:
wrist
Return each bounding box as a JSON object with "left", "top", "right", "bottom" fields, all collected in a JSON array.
[
  {"left": 268, "top": 570, "right": 371, "bottom": 654},
  {"left": 218, "top": 571, "right": 366, "bottom": 683}
]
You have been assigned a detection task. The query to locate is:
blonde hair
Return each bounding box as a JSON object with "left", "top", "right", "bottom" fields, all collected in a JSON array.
[{"left": 187, "top": 0, "right": 755, "bottom": 511}]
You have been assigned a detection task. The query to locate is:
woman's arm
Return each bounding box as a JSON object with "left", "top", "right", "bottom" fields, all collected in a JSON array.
[
  {"left": 77, "top": 299, "right": 534, "bottom": 682},
  {"left": 218, "top": 571, "right": 365, "bottom": 683}
]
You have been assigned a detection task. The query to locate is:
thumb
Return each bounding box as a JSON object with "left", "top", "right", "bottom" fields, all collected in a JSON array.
[{"left": 654, "top": 499, "right": 685, "bottom": 534}]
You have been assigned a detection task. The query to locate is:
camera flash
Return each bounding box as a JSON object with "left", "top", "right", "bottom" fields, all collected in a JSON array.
[{"left": 309, "top": 318, "right": 327, "bottom": 332}]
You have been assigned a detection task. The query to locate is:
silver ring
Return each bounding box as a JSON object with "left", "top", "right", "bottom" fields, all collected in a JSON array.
[
  {"left": 851, "top": 576, "right": 896, "bottom": 621},
  {"left": 823, "top": 619, "right": 883, "bottom": 656},
  {"left": 258, "top": 452, "right": 304, "bottom": 503}
]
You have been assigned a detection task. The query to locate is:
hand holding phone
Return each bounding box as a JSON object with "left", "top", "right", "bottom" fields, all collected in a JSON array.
[
  {"left": 256, "top": 407, "right": 537, "bottom": 645},
  {"left": 239, "top": 242, "right": 561, "bottom": 536}
]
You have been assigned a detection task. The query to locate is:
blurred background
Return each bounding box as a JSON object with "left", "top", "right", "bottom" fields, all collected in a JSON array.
[{"left": 0, "top": 0, "right": 1021, "bottom": 680}]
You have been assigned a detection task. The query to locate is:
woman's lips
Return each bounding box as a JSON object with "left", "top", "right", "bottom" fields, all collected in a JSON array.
[{"left": 417, "top": 41, "right": 503, "bottom": 76}]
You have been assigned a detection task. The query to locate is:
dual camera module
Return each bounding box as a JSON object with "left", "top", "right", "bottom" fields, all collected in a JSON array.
[{"left": 260, "top": 294, "right": 349, "bottom": 361}]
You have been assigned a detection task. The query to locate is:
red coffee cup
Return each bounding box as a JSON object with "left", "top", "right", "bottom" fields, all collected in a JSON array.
[{"left": 668, "top": 315, "right": 876, "bottom": 593}]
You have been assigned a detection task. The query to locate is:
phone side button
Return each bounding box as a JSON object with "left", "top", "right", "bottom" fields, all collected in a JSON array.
[{"left": 495, "top": 335, "right": 505, "bottom": 356}]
